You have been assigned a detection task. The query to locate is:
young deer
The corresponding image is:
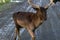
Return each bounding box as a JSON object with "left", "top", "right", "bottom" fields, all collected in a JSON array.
[{"left": 13, "top": 0, "right": 53, "bottom": 40}]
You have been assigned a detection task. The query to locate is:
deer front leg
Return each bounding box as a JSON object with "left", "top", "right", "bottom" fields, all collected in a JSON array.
[{"left": 27, "top": 28, "right": 35, "bottom": 40}]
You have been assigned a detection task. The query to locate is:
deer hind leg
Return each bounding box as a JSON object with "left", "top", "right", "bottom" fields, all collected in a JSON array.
[
  {"left": 27, "top": 27, "right": 35, "bottom": 40},
  {"left": 14, "top": 27, "right": 17, "bottom": 40},
  {"left": 17, "top": 27, "right": 20, "bottom": 40},
  {"left": 14, "top": 24, "right": 21, "bottom": 40}
]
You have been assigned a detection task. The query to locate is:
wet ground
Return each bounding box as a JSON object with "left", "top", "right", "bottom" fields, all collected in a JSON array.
[{"left": 0, "top": 0, "right": 60, "bottom": 40}]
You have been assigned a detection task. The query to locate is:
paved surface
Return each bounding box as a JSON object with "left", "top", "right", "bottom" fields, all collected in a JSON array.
[{"left": 0, "top": 0, "right": 60, "bottom": 40}]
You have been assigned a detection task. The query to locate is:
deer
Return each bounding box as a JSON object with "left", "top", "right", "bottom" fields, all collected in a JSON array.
[{"left": 13, "top": 0, "right": 53, "bottom": 40}]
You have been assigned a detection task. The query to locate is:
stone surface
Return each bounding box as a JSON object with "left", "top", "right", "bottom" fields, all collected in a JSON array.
[{"left": 0, "top": 0, "right": 60, "bottom": 40}]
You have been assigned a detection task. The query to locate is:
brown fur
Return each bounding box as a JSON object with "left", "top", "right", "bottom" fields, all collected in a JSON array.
[
  {"left": 12, "top": 0, "right": 55, "bottom": 40},
  {"left": 13, "top": 7, "right": 47, "bottom": 40},
  {"left": 13, "top": 7, "right": 47, "bottom": 31}
]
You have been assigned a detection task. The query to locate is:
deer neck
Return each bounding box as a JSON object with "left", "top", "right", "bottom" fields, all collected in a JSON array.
[
  {"left": 36, "top": 8, "right": 46, "bottom": 21},
  {"left": 36, "top": 9, "right": 42, "bottom": 17}
]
